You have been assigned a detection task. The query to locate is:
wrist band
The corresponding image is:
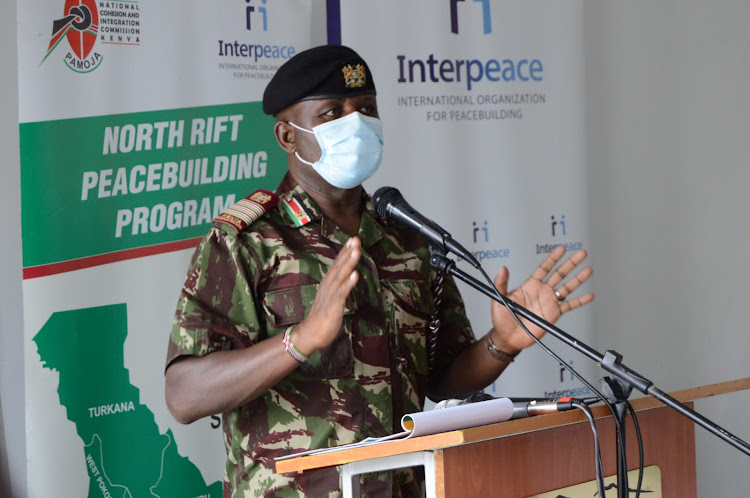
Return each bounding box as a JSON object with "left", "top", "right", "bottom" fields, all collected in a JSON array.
[
  {"left": 486, "top": 333, "right": 519, "bottom": 363},
  {"left": 282, "top": 325, "right": 309, "bottom": 363}
]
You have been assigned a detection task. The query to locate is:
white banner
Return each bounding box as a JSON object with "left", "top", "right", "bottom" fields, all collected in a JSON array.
[
  {"left": 346, "top": 0, "right": 596, "bottom": 402},
  {"left": 18, "top": 0, "right": 593, "bottom": 494},
  {"left": 19, "top": 1, "right": 324, "bottom": 495}
]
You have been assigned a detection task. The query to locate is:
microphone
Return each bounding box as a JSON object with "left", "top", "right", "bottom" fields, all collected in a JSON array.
[
  {"left": 433, "top": 391, "right": 496, "bottom": 410},
  {"left": 509, "top": 397, "right": 597, "bottom": 419},
  {"left": 372, "top": 186, "right": 480, "bottom": 268},
  {"left": 434, "top": 392, "right": 598, "bottom": 419}
]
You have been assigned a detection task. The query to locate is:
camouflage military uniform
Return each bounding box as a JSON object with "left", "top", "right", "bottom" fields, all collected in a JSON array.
[{"left": 167, "top": 173, "right": 476, "bottom": 497}]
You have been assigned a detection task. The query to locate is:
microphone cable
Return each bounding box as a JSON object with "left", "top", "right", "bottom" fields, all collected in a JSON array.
[
  {"left": 473, "top": 264, "right": 630, "bottom": 493},
  {"left": 572, "top": 399, "right": 605, "bottom": 498},
  {"left": 475, "top": 263, "right": 616, "bottom": 414},
  {"left": 374, "top": 186, "right": 633, "bottom": 490},
  {"left": 627, "top": 400, "right": 645, "bottom": 497}
]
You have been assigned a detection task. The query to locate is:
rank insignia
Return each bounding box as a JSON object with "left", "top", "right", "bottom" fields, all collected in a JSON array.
[{"left": 213, "top": 189, "right": 279, "bottom": 234}]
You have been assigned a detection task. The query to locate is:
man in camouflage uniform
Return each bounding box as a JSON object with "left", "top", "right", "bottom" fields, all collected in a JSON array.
[{"left": 165, "top": 45, "right": 594, "bottom": 497}]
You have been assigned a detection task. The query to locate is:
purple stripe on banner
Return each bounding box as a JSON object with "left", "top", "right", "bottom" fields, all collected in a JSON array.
[{"left": 326, "top": 0, "right": 341, "bottom": 45}]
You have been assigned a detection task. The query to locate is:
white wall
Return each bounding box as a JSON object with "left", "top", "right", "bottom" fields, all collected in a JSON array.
[
  {"left": 585, "top": 2, "right": 750, "bottom": 495},
  {"left": 1, "top": 1, "right": 24, "bottom": 496}
]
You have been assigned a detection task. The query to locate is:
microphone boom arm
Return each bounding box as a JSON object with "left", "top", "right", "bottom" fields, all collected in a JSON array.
[{"left": 429, "top": 252, "right": 750, "bottom": 457}]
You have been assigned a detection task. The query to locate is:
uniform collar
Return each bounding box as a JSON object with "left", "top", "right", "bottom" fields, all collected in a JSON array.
[
  {"left": 275, "top": 173, "right": 388, "bottom": 250},
  {"left": 359, "top": 196, "right": 388, "bottom": 250},
  {"left": 276, "top": 174, "right": 322, "bottom": 228}
]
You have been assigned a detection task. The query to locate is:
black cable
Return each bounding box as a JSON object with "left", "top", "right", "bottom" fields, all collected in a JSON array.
[
  {"left": 627, "top": 401, "right": 645, "bottom": 497},
  {"left": 475, "top": 264, "right": 630, "bottom": 496},
  {"left": 616, "top": 409, "right": 628, "bottom": 498},
  {"left": 572, "top": 400, "right": 606, "bottom": 498},
  {"left": 475, "top": 264, "right": 619, "bottom": 418},
  {"left": 476, "top": 265, "right": 606, "bottom": 400}
]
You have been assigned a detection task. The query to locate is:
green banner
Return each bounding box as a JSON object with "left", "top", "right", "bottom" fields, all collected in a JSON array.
[
  {"left": 20, "top": 102, "right": 285, "bottom": 268},
  {"left": 34, "top": 304, "right": 222, "bottom": 496}
]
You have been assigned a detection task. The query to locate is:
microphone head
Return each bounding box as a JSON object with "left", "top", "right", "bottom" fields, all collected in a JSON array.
[
  {"left": 465, "top": 392, "right": 496, "bottom": 403},
  {"left": 433, "top": 398, "right": 465, "bottom": 410},
  {"left": 372, "top": 186, "right": 402, "bottom": 219}
]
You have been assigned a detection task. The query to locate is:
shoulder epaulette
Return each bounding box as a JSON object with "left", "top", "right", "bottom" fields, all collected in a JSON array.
[{"left": 213, "top": 189, "right": 279, "bottom": 235}]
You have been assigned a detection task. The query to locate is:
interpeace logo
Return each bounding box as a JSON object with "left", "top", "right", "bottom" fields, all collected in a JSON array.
[
  {"left": 245, "top": 0, "right": 269, "bottom": 31},
  {"left": 450, "top": 0, "right": 492, "bottom": 35}
]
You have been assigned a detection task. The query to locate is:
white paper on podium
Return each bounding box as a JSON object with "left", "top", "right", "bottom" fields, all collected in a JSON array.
[
  {"left": 275, "top": 397, "right": 515, "bottom": 462},
  {"left": 401, "top": 397, "right": 514, "bottom": 438}
]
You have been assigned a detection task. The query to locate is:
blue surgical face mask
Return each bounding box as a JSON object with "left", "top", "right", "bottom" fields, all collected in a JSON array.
[{"left": 289, "top": 112, "right": 384, "bottom": 189}]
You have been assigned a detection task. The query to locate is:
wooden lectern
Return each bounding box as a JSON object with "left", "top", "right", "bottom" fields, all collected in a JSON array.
[{"left": 275, "top": 378, "right": 750, "bottom": 497}]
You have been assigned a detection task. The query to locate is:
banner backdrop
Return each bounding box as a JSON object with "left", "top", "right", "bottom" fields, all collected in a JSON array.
[
  {"left": 19, "top": 1, "right": 324, "bottom": 495},
  {"left": 19, "top": 0, "right": 591, "bottom": 495},
  {"left": 342, "top": 0, "right": 595, "bottom": 403}
]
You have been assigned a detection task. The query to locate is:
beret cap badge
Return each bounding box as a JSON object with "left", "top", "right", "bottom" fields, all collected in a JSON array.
[
  {"left": 262, "top": 45, "right": 376, "bottom": 115},
  {"left": 342, "top": 64, "right": 367, "bottom": 89}
]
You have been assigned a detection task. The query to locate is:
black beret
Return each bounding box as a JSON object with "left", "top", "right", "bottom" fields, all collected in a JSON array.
[{"left": 262, "top": 45, "right": 376, "bottom": 115}]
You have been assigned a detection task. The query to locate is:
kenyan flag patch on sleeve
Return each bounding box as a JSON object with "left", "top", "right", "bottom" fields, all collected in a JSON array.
[{"left": 281, "top": 193, "right": 314, "bottom": 227}]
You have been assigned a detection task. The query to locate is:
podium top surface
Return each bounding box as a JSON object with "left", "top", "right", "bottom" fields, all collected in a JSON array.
[{"left": 274, "top": 377, "right": 750, "bottom": 475}]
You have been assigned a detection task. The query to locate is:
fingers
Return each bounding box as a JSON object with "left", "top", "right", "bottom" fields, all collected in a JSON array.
[
  {"left": 530, "top": 245, "right": 567, "bottom": 282},
  {"left": 552, "top": 252, "right": 593, "bottom": 313},
  {"left": 560, "top": 292, "right": 595, "bottom": 314},
  {"left": 531, "top": 246, "right": 588, "bottom": 286},
  {"left": 493, "top": 266, "right": 509, "bottom": 296},
  {"left": 324, "top": 237, "right": 360, "bottom": 300},
  {"left": 554, "top": 265, "right": 593, "bottom": 301},
  {"left": 529, "top": 247, "right": 593, "bottom": 310},
  {"left": 543, "top": 248, "right": 588, "bottom": 288},
  {"left": 296, "top": 237, "right": 361, "bottom": 354}
]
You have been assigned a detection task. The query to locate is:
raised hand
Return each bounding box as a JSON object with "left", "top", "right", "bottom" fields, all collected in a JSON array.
[
  {"left": 490, "top": 245, "right": 594, "bottom": 353},
  {"left": 292, "top": 236, "right": 361, "bottom": 355}
]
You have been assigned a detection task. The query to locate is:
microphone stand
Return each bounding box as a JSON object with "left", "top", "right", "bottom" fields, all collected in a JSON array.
[
  {"left": 600, "top": 376, "right": 632, "bottom": 497},
  {"left": 428, "top": 250, "right": 750, "bottom": 495}
]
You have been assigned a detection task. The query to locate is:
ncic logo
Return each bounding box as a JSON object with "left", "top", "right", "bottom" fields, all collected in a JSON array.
[
  {"left": 43, "top": 0, "right": 102, "bottom": 73},
  {"left": 450, "top": 0, "right": 492, "bottom": 35},
  {"left": 245, "top": 0, "right": 268, "bottom": 31}
]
